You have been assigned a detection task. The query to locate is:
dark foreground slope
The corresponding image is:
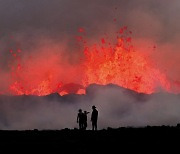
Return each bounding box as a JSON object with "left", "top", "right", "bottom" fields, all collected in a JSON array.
[{"left": 0, "top": 126, "right": 180, "bottom": 153}]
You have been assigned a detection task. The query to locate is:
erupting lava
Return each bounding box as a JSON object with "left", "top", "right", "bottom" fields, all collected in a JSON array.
[
  {"left": 1, "top": 26, "right": 174, "bottom": 96},
  {"left": 81, "top": 29, "right": 170, "bottom": 94}
]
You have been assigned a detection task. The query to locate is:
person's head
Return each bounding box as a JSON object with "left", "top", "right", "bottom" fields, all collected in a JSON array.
[
  {"left": 92, "top": 105, "right": 96, "bottom": 110},
  {"left": 78, "top": 109, "right": 82, "bottom": 113}
]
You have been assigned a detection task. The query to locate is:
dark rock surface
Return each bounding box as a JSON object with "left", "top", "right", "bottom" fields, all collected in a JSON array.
[{"left": 0, "top": 126, "right": 179, "bottom": 153}]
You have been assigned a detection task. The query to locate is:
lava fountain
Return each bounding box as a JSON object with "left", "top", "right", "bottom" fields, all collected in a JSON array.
[
  {"left": 81, "top": 27, "right": 171, "bottom": 94},
  {"left": 2, "top": 26, "right": 176, "bottom": 96}
]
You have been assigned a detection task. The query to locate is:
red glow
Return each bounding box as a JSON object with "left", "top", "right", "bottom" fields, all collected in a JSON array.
[
  {"left": 1, "top": 26, "right": 179, "bottom": 96},
  {"left": 78, "top": 27, "right": 85, "bottom": 33},
  {"left": 82, "top": 40, "right": 170, "bottom": 94},
  {"left": 59, "top": 91, "right": 68, "bottom": 96},
  {"left": 76, "top": 89, "right": 86, "bottom": 95}
]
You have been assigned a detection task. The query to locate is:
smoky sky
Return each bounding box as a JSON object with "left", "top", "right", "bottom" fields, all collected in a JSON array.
[
  {"left": 0, "top": 0, "right": 180, "bottom": 74},
  {"left": 0, "top": 0, "right": 179, "bottom": 40},
  {"left": 0, "top": 0, "right": 180, "bottom": 129}
]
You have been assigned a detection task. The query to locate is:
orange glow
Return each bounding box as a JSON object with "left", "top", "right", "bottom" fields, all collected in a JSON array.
[
  {"left": 82, "top": 38, "right": 170, "bottom": 94},
  {"left": 77, "top": 89, "right": 86, "bottom": 95},
  {"left": 59, "top": 91, "right": 68, "bottom": 96},
  {"left": 3, "top": 26, "right": 178, "bottom": 96}
]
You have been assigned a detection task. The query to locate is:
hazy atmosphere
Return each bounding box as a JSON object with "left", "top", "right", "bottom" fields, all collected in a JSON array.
[{"left": 0, "top": 0, "right": 180, "bottom": 130}]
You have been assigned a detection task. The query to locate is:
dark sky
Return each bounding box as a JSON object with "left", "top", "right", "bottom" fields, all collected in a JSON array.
[{"left": 0, "top": 0, "right": 179, "bottom": 40}]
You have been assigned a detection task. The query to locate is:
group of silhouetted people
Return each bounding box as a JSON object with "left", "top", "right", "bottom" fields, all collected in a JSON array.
[{"left": 77, "top": 105, "right": 98, "bottom": 130}]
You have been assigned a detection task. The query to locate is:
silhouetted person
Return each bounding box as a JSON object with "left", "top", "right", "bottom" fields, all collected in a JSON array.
[
  {"left": 91, "top": 105, "right": 98, "bottom": 130},
  {"left": 77, "top": 109, "right": 84, "bottom": 130},
  {"left": 83, "top": 111, "right": 90, "bottom": 130}
]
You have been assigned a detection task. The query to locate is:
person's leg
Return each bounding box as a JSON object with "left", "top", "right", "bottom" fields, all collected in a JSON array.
[
  {"left": 92, "top": 122, "right": 95, "bottom": 130},
  {"left": 81, "top": 123, "right": 84, "bottom": 129},
  {"left": 80, "top": 122, "right": 83, "bottom": 129},
  {"left": 84, "top": 122, "right": 87, "bottom": 130},
  {"left": 95, "top": 121, "right": 97, "bottom": 130}
]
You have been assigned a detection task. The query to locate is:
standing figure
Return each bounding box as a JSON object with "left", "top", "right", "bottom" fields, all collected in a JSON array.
[
  {"left": 91, "top": 105, "right": 98, "bottom": 130},
  {"left": 83, "top": 111, "right": 90, "bottom": 130},
  {"left": 77, "top": 109, "right": 84, "bottom": 130}
]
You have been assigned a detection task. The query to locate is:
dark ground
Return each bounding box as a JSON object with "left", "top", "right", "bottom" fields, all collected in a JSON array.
[{"left": 0, "top": 126, "right": 180, "bottom": 153}]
